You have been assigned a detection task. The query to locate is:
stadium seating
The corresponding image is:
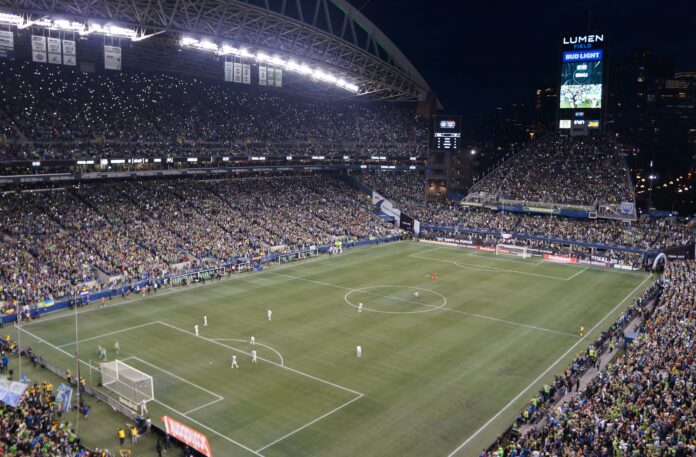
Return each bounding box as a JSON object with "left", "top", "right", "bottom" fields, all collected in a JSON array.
[
  {"left": 0, "top": 175, "right": 400, "bottom": 311},
  {"left": 488, "top": 260, "right": 696, "bottom": 457},
  {"left": 467, "top": 135, "right": 635, "bottom": 206},
  {"left": 0, "top": 60, "right": 428, "bottom": 160}
]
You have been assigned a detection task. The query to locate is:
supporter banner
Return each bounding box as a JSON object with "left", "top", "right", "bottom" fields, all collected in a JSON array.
[
  {"left": 543, "top": 254, "right": 577, "bottom": 264},
  {"left": 274, "top": 68, "right": 282, "bottom": 87},
  {"left": 223, "top": 61, "right": 233, "bottom": 82},
  {"left": 413, "top": 219, "right": 421, "bottom": 235},
  {"left": 47, "top": 37, "right": 62, "bottom": 64},
  {"left": 663, "top": 242, "right": 695, "bottom": 260},
  {"left": 104, "top": 45, "right": 122, "bottom": 71},
  {"left": 0, "top": 379, "right": 28, "bottom": 408},
  {"left": 267, "top": 67, "right": 275, "bottom": 87},
  {"left": 0, "top": 30, "right": 14, "bottom": 59},
  {"left": 259, "top": 65, "right": 267, "bottom": 86},
  {"left": 55, "top": 383, "right": 73, "bottom": 412},
  {"left": 233, "top": 62, "right": 242, "bottom": 83},
  {"left": 620, "top": 201, "right": 635, "bottom": 215},
  {"left": 62, "top": 39, "right": 76, "bottom": 66},
  {"left": 371, "top": 191, "right": 401, "bottom": 226},
  {"left": 399, "top": 213, "right": 414, "bottom": 232},
  {"left": 162, "top": 416, "right": 212, "bottom": 457},
  {"left": 242, "top": 63, "right": 251, "bottom": 84},
  {"left": 37, "top": 298, "right": 55, "bottom": 309},
  {"left": 31, "top": 35, "right": 47, "bottom": 63}
]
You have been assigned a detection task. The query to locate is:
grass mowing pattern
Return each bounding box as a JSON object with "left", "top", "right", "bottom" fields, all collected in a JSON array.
[{"left": 10, "top": 241, "right": 652, "bottom": 457}]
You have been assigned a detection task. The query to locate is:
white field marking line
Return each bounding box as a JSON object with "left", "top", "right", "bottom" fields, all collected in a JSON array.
[
  {"left": 343, "top": 286, "right": 448, "bottom": 314},
  {"left": 438, "top": 307, "right": 579, "bottom": 338},
  {"left": 127, "top": 355, "right": 224, "bottom": 401},
  {"left": 410, "top": 253, "right": 571, "bottom": 281},
  {"left": 17, "top": 325, "right": 258, "bottom": 456},
  {"left": 446, "top": 274, "right": 653, "bottom": 457},
  {"left": 424, "top": 242, "right": 649, "bottom": 277},
  {"left": 154, "top": 320, "right": 364, "bottom": 397},
  {"left": 566, "top": 267, "right": 589, "bottom": 281},
  {"left": 151, "top": 398, "right": 265, "bottom": 457},
  {"left": 56, "top": 321, "right": 159, "bottom": 348},
  {"left": 23, "top": 241, "right": 397, "bottom": 328},
  {"left": 272, "top": 272, "right": 577, "bottom": 336},
  {"left": 255, "top": 393, "right": 364, "bottom": 453},
  {"left": 183, "top": 398, "right": 226, "bottom": 415},
  {"left": 211, "top": 338, "right": 285, "bottom": 366},
  {"left": 15, "top": 325, "right": 259, "bottom": 456}
]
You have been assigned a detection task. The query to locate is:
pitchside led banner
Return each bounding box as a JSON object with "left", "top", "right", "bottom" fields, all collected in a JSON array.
[{"left": 558, "top": 33, "right": 606, "bottom": 133}]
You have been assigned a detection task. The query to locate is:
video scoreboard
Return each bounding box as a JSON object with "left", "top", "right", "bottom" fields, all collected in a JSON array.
[
  {"left": 433, "top": 116, "right": 461, "bottom": 150},
  {"left": 558, "top": 33, "right": 606, "bottom": 133}
]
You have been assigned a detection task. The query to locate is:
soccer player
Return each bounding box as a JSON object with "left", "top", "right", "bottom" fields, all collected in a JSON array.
[
  {"left": 358, "top": 303, "right": 363, "bottom": 313},
  {"left": 251, "top": 350, "right": 257, "bottom": 363},
  {"left": 267, "top": 309, "right": 272, "bottom": 321},
  {"left": 432, "top": 272, "right": 438, "bottom": 281},
  {"left": 249, "top": 336, "right": 255, "bottom": 345},
  {"left": 203, "top": 315, "right": 208, "bottom": 327},
  {"left": 231, "top": 354, "right": 239, "bottom": 368},
  {"left": 194, "top": 324, "right": 199, "bottom": 336},
  {"left": 579, "top": 325, "right": 585, "bottom": 337},
  {"left": 114, "top": 341, "right": 120, "bottom": 355},
  {"left": 414, "top": 291, "right": 419, "bottom": 298},
  {"left": 140, "top": 399, "right": 148, "bottom": 416},
  {"left": 356, "top": 345, "right": 362, "bottom": 358}
]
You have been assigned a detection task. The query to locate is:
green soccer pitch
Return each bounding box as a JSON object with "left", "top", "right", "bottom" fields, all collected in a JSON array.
[{"left": 10, "top": 241, "right": 653, "bottom": 457}]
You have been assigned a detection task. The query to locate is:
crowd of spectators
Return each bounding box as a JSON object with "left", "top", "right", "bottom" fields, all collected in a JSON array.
[
  {"left": 358, "top": 171, "right": 695, "bottom": 253},
  {"left": 0, "top": 60, "right": 427, "bottom": 160},
  {"left": 488, "top": 260, "right": 696, "bottom": 456},
  {"left": 468, "top": 135, "right": 635, "bottom": 206},
  {"left": 0, "top": 175, "right": 400, "bottom": 311}
]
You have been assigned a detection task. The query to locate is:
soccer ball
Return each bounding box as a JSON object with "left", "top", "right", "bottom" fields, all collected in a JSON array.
[{"left": 414, "top": 292, "right": 419, "bottom": 298}]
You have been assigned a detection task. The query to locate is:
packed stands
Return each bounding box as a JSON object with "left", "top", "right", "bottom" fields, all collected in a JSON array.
[
  {"left": 0, "top": 175, "right": 401, "bottom": 311},
  {"left": 490, "top": 260, "right": 696, "bottom": 457},
  {"left": 0, "top": 60, "right": 427, "bottom": 160},
  {"left": 467, "top": 135, "right": 635, "bottom": 206},
  {"left": 357, "top": 171, "right": 694, "bottom": 253}
]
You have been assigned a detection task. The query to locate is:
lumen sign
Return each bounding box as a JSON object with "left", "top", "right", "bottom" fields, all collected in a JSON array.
[{"left": 562, "top": 34, "right": 604, "bottom": 45}]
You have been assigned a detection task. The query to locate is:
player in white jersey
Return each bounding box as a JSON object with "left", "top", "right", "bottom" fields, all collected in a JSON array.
[
  {"left": 414, "top": 291, "right": 419, "bottom": 298},
  {"left": 356, "top": 345, "right": 362, "bottom": 358},
  {"left": 231, "top": 355, "right": 239, "bottom": 368},
  {"left": 358, "top": 303, "right": 363, "bottom": 313},
  {"left": 203, "top": 315, "right": 208, "bottom": 327},
  {"left": 267, "top": 309, "right": 272, "bottom": 321},
  {"left": 194, "top": 324, "right": 199, "bottom": 336},
  {"left": 250, "top": 336, "right": 255, "bottom": 345},
  {"left": 251, "top": 350, "right": 257, "bottom": 363}
]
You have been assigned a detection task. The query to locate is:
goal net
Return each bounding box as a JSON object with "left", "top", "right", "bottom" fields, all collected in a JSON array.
[
  {"left": 100, "top": 360, "right": 154, "bottom": 409},
  {"left": 495, "top": 244, "right": 529, "bottom": 259}
]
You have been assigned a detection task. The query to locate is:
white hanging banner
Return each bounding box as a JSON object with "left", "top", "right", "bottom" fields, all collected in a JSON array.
[
  {"left": 267, "top": 67, "right": 275, "bottom": 87},
  {"left": 259, "top": 65, "right": 267, "bottom": 86},
  {"left": 233, "top": 62, "right": 242, "bottom": 83},
  {"left": 104, "top": 45, "right": 121, "bottom": 71},
  {"left": 223, "top": 61, "right": 233, "bottom": 82},
  {"left": 0, "top": 30, "right": 14, "bottom": 59},
  {"left": 274, "top": 68, "right": 282, "bottom": 87},
  {"left": 62, "top": 39, "right": 76, "bottom": 66},
  {"left": 242, "top": 63, "right": 251, "bottom": 84},
  {"left": 47, "top": 37, "right": 62, "bottom": 64},
  {"left": 31, "top": 35, "right": 47, "bottom": 63}
]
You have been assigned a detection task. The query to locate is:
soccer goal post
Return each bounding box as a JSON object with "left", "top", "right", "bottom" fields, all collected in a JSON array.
[
  {"left": 495, "top": 244, "right": 529, "bottom": 259},
  {"left": 100, "top": 360, "right": 154, "bottom": 409}
]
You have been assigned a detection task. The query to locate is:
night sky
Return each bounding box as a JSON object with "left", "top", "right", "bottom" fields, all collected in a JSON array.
[{"left": 361, "top": 0, "right": 696, "bottom": 119}]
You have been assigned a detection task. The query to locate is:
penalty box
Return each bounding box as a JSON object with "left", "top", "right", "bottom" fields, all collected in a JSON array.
[{"left": 95, "top": 320, "right": 363, "bottom": 451}]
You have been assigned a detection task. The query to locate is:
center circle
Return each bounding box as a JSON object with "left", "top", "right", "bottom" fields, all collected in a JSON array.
[{"left": 344, "top": 286, "right": 447, "bottom": 314}]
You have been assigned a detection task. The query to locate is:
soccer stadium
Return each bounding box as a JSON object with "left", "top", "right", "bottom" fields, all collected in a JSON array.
[{"left": 0, "top": 1, "right": 694, "bottom": 456}]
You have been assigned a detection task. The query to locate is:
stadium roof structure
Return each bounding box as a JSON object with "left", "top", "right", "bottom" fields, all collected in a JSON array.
[{"left": 0, "top": 0, "right": 432, "bottom": 102}]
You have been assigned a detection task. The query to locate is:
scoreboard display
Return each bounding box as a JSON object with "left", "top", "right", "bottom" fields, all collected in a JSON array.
[
  {"left": 558, "top": 34, "right": 606, "bottom": 133},
  {"left": 433, "top": 116, "right": 461, "bottom": 150}
]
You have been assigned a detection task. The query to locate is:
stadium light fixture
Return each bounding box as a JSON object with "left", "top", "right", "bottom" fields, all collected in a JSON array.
[
  {"left": 470, "top": 149, "right": 477, "bottom": 155},
  {"left": 0, "top": 12, "right": 22, "bottom": 26},
  {"left": 179, "top": 36, "right": 360, "bottom": 93}
]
